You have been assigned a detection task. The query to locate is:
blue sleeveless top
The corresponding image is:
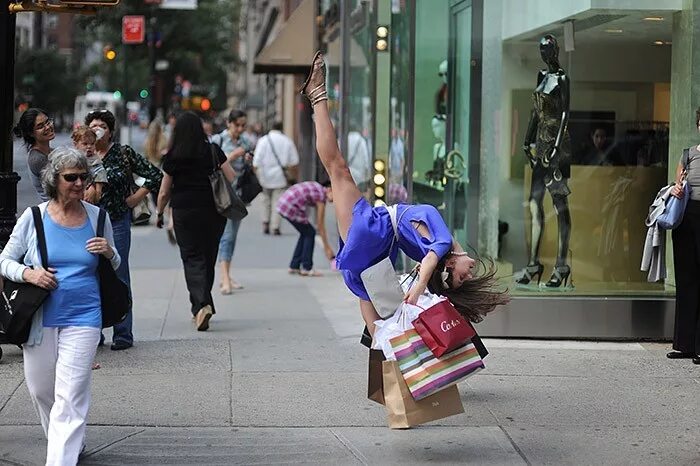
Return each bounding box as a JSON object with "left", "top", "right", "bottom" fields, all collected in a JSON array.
[{"left": 42, "top": 213, "right": 101, "bottom": 328}]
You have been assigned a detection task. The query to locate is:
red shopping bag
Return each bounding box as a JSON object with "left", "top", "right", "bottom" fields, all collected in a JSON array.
[{"left": 411, "top": 299, "right": 475, "bottom": 358}]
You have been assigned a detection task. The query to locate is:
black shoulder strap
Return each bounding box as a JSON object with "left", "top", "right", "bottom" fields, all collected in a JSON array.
[
  {"left": 268, "top": 136, "right": 284, "bottom": 168},
  {"left": 683, "top": 148, "right": 690, "bottom": 168},
  {"left": 30, "top": 206, "right": 48, "bottom": 269},
  {"left": 209, "top": 142, "right": 221, "bottom": 172},
  {"left": 97, "top": 208, "right": 106, "bottom": 238}
]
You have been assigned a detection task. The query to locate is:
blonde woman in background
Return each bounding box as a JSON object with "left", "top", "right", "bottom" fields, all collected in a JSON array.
[{"left": 144, "top": 118, "right": 175, "bottom": 242}]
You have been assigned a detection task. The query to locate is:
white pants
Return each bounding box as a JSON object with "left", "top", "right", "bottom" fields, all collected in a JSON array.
[
  {"left": 23, "top": 326, "right": 100, "bottom": 466},
  {"left": 262, "top": 187, "right": 285, "bottom": 230}
]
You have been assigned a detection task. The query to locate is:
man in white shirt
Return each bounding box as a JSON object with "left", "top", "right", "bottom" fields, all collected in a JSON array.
[
  {"left": 253, "top": 121, "right": 300, "bottom": 235},
  {"left": 347, "top": 129, "right": 371, "bottom": 194}
]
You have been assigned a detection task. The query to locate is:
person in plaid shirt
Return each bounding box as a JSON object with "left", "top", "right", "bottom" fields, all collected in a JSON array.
[{"left": 276, "top": 180, "right": 335, "bottom": 276}]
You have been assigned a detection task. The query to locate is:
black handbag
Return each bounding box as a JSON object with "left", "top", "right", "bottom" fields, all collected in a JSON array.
[
  {"left": 0, "top": 207, "right": 50, "bottom": 345},
  {"left": 96, "top": 209, "right": 131, "bottom": 328},
  {"left": 209, "top": 143, "right": 248, "bottom": 221},
  {"left": 236, "top": 163, "right": 263, "bottom": 204}
]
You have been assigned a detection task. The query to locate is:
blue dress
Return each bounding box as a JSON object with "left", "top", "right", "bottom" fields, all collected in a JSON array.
[{"left": 335, "top": 198, "right": 453, "bottom": 301}]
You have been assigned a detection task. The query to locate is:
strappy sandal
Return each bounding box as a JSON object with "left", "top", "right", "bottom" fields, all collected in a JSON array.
[{"left": 299, "top": 51, "right": 328, "bottom": 106}]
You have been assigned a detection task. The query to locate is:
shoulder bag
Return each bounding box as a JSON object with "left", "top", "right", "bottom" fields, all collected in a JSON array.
[
  {"left": 0, "top": 207, "right": 50, "bottom": 345},
  {"left": 658, "top": 148, "right": 692, "bottom": 230},
  {"left": 209, "top": 143, "right": 248, "bottom": 221},
  {"left": 120, "top": 145, "right": 152, "bottom": 226},
  {"left": 236, "top": 163, "right": 263, "bottom": 204},
  {"left": 96, "top": 209, "right": 131, "bottom": 328},
  {"left": 268, "top": 138, "right": 297, "bottom": 186}
]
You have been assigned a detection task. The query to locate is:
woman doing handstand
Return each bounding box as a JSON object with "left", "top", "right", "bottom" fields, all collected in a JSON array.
[{"left": 300, "top": 52, "right": 508, "bottom": 335}]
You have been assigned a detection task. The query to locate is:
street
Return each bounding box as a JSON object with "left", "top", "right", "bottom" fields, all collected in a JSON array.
[{"left": 0, "top": 134, "right": 698, "bottom": 465}]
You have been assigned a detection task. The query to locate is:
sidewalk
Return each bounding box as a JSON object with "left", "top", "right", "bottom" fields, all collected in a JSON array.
[{"left": 0, "top": 200, "right": 698, "bottom": 465}]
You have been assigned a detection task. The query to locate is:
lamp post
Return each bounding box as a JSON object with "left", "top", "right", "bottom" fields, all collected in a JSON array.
[{"left": 0, "top": 4, "right": 20, "bottom": 246}]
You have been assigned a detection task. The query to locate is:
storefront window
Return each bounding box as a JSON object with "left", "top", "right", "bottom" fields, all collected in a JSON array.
[
  {"left": 497, "top": 26, "right": 672, "bottom": 297},
  {"left": 388, "top": 0, "right": 410, "bottom": 205},
  {"left": 410, "top": 0, "right": 450, "bottom": 214}
]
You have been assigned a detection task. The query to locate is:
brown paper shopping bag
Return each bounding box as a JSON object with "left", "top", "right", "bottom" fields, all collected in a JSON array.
[
  {"left": 382, "top": 360, "right": 464, "bottom": 429},
  {"left": 368, "top": 349, "right": 385, "bottom": 405}
]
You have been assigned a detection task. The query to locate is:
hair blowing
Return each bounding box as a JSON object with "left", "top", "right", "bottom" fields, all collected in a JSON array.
[
  {"left": 427, "top": 256, "right": 510, "bottom": 323},
  {"left": 13, "top": 108, "right": 48, "bottom": 148}
]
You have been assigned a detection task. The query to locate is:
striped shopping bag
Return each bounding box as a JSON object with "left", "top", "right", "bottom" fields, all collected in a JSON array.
[{"left": 389, "top": 328, "right": 484, "bottom": 401}]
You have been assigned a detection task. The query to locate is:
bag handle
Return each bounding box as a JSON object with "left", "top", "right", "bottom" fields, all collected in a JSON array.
[
  {"left": 96, "top": 209, "right": 106, "bottom": 238},
  {"left": 209, "top": 143, "right": 222, "bottom": 173},
  {"left": 268, "top": 137, "right": 285, "bottom": 169},
  {"left": 30, "top": 206, "right": 49, "bottom": 269}
]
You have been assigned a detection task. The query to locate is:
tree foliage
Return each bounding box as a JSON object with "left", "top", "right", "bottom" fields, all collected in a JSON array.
[
  {"left": 14, "top": 48, "right": 81, "bottom": 113},
  {"left": 77, "top": 0, "right": 240, "bottom": 107}
]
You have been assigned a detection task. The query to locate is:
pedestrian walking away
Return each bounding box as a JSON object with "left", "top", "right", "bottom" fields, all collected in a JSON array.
[
  {"left": 86, "top": 109, "right": 163, "bottom": 350},
  {"left": 0, "top": 148, "right": 120, "bottom": 466},
  {"left": 13, "top": 108, "right": 55, "bottom": 202},
  {"left": 668, "top": 107, "right": 700, "bottom": 365},
  {"left": 211, "top": 109, "right": 252, "bottom": 294},
  {"left": 300, "top": 52, "right": 509, "bottom": 336},
  {"left": 277, "top": 180, "right": 335, "bottom": 277},
  {"left": 157, "top": 112, "right": 232, "bottom": 331},
  {"left": 253, "top": 121, "right": 300, "bottom": 235}
]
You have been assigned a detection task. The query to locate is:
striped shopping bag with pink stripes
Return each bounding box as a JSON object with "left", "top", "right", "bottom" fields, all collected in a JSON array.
[{"left": 389, "top": 328, "right": 484, "bottom": 401}]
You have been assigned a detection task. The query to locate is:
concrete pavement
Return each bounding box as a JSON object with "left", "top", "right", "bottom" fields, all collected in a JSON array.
[{"left": 1, "top": 142, "right": 699, "bottom": 464}]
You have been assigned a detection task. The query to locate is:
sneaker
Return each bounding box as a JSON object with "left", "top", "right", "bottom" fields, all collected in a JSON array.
[{"left": 195, "top": 305, "right": 213, "bottom": 331}]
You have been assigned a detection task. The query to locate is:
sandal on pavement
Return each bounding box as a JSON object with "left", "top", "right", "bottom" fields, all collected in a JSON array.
[
  {"left": 195, "top": 305, "right": 213, "bottom": 331},
  {"left": 288, "top": 268, "right": 301, "bottom": 275},
  {"left": 220, "top": 282, "right": 233, "bottom": 295},
  {"left": 229, "top": 279, "right": 244, "bottom": 290},
  {"left": 300, "top": 269, "right": 323, "bottom": 277},
  {"left": 299, "top": 51, "right": 328, "bottom": 106}
]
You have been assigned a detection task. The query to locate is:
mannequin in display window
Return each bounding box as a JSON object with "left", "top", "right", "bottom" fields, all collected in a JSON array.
[
  {"left": 426, "top": 114, "right": 447, "bottom": 187},
  {"left": 515, "top": 34, "right": 572, "bottom": 288}
]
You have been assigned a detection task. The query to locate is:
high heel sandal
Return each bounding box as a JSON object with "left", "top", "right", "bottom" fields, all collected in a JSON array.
[
  {"left": 545, "top": 265, "right": 571, "bottom": 288},
  {"left": 299, "top": 51, "right": 328, "bottom": 106},
  {"left": 514, "top": 263, "right": 544, "bottom": 285}
]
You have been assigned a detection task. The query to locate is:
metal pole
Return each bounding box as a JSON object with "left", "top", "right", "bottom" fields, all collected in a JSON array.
[
  {"left": 148, "top": 9, "right": 157, "bottom": 122},
  {"left": 338, "top": 0, "right": 350, "bottom": 162},
  {"left": 0, "top": 6, "right": 20, "bottom": 246}
]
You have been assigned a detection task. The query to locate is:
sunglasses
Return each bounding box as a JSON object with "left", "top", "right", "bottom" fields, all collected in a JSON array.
[
  {"left": 87, "top": 109, "right": 110, "bottom": 116},
  {"left": 61, "top": 173, "right": 90, "bottom": 182}
]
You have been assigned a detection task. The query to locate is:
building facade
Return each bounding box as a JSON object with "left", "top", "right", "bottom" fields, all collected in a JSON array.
[{"left": 252, "top": 0, "right": 694, "bottom": 338}]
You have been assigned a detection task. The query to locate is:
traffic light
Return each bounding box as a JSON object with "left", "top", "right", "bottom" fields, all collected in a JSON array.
[
  {"left": 104, "top": 46, "right": 116, "bottom": 61},
  {"left": 200, "top": 98, "right": 211, "bottom": 111},
  {"left": 139, "top": 89, "right": 149, "bottom": 99}
]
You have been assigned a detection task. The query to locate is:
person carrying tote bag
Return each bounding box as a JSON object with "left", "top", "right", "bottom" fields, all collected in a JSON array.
[
  {"left": 668, "top": 108, "right": 700, "bottom": 365},
  {"left": 0, "top": 147, "right": 121, "bottom": 465}
]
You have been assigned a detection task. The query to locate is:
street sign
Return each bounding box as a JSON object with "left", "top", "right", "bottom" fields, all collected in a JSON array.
[{"left": 122, "top": 15, "right": 145, "bottom": 45}]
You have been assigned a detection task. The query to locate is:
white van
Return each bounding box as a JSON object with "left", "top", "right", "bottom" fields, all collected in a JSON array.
[{"left": 73, "top": 92, "right": 124, "bottom": 129}]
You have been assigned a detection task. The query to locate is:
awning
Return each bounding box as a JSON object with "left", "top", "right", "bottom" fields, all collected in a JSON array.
[{"left": 253, "top": 0, "right": 315, "bottom": 74}]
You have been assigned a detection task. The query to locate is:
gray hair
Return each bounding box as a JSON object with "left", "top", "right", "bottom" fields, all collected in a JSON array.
[{"left": 41, "top": 146, "right": 89, "bottom": 199}]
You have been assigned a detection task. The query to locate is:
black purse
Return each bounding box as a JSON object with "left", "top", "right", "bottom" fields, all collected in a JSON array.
[
  {"left": 96, "top": 209, "right": 131, "bottom": 328},
  {"left": 0, "top": 207, "right": 50, "bottom": 345},
  {"left": 236, "top": 163, "right": 263, "bottom": 204}
]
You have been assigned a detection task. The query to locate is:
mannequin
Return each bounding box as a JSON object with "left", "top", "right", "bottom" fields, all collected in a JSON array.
[
  {"left": 426, "top": 114, "right": 447, "bottom": 187},
  {"left": 515, "top": 34, "right": 572, "bottom": 288}
]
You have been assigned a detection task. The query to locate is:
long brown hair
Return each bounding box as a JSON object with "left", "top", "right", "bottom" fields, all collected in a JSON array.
[{"left": 427, "top": 255, "right": 510, "bottom": 323}]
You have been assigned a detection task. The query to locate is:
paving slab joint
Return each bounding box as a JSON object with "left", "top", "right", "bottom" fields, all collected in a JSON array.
[
  {"left": 499, "top": 425, "right": 532, "bottom": 465},
  {"left": 329, "top": 428, "right": 369, "bottom": 465},
  {"left": 80, "top": 428, "right": 147, "bottom": 459}
]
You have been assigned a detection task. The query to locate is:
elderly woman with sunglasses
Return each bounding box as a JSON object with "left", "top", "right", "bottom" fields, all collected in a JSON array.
[
  {"left": 85, "top": 109, "right": 163, "bottom": 350},
  {"left": 0, "top": 148, "right": 120, "bottom": 465}
]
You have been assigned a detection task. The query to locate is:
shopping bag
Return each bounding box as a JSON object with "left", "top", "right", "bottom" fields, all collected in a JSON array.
[
  {"left": 382, "top": 360, "right": 464, "bottom": 428},
  {"left": 390, "top": 329, "right": 484, "bottom": 400},
  {"left": 368, "top": 349, "right": 385, "bottom": 405},
  {"left": 412, "top": 299, "right": 475, "bottom": 358},
  {"left": 372, "top": 301, "right": 424, "bottom": 360}
]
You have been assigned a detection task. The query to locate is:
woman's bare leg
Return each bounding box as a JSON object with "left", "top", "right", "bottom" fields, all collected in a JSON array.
[
  {"left": 312, "top": 101, "right": 363, "bottom": 241},
  {"left": 360, "top": 299, "right": 381, "bottom": 335}
]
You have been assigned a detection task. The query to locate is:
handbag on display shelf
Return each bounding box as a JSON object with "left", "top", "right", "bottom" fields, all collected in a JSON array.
[
  {"left": 411, "top": 299, "right": 476, "bottom": 358},
  {"left": 0, "top": 207, "right": 50, "bottom": 345},
  {"left": 209, "top": 143, "right": 248, "bottom": 221},
  {"left": 96, "top": 209, "right": 131, "bottom": 328}
]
